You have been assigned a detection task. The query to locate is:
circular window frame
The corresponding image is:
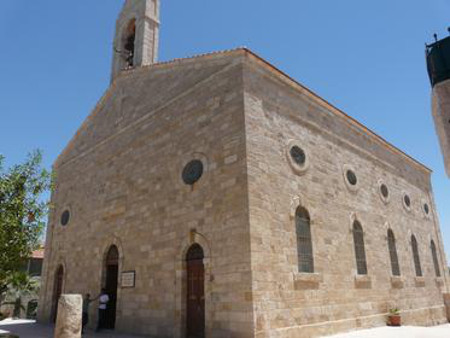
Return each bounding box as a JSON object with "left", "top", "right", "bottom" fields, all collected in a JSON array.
[
  {"left": 286, "top": 140, "right": 310, "bottom": 176},
  {"left": 342, "top": 164, "right": 359, "bottom": 192},
  {"left": 422, "top": 199, "right": 431, "bottom": 218},
  {"left": 60, "top": 207, "right": 72, "bottom": 227},
  {"left": 178, "top": 153, "right": 209, "bottom": 187},
  {"left": 378, "top": 180, "right": 390, "bottom": 204},
  {"left": 182, "top": 160, "right": 204, "bottom": 185},
  {"left": 402, "top": 192, "right": 412, "bottom": 212}
]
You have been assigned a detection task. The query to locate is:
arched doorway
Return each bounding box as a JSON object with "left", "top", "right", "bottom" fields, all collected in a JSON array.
[
  {"left": 104, "top": 245, "right": 119, "bottom": 329},
  {"left": 186, "top": 244, "right": 205, "bottom": 338},
  {"left": 51, "top": 265, "right": 64, "bottom": 322}
]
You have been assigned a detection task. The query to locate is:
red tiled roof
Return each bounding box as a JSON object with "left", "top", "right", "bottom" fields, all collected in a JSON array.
[{"left": 32, "top": 249, "right": 44, "bottom": 259}]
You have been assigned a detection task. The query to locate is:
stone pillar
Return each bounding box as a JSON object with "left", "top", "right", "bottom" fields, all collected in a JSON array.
[
  {"left": 432, "top": 79, "right": 450, "bottom": 177},
  {"left": 54, "top": 294, "right": 82, "bottom": 338},
  {"left": 443, "top": 293, "right": 450, "bottom": 322}
]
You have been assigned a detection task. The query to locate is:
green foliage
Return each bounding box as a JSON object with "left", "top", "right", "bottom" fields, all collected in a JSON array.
[
  {"left": 0, "top": 151, "right": 51, "bottom": 297},
  {"left": 389, "top": 308, "right": 400, "bottom": 315},
  {"left": 5, "top": 271, "right": 40, "bottom": 301},
  {"left": 3, "top": 272, "right": 40, "bottom": 318}
]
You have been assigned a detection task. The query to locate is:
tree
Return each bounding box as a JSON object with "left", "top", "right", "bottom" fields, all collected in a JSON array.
[
  {"left": 0, "top": 151, "right": 51, "bottom": 307},
  {"left": 2, "top": 271, "right": 40, "bottom": 318}
]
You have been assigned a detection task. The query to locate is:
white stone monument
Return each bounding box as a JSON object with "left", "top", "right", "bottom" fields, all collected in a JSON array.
[{"left": 54, "top": 294, "right": 82, "bottom": 338}]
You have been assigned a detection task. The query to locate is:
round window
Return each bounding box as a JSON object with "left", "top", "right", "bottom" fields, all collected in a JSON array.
[
  {"left": 380, "top": 184, "right": 389, "bottom": 199},
  {"left": 290, "top": 146, "right": 306, "bottom": 166},
  {"left": 182, "top": 160, "right": 204, "bottom": 185},
  {"left": 404, "top": 194, "right": 411, "bottom": 208},
  {"left": 286, "top": 140, "right": 310, "bottom": 176},
  {"left": 346, "top": 170, "right": 357, "bottom": 186},
  {"left": 424, "top": 203, "right": 430, "bottom": 215},
  {"left": 60, "top": 210, "right": 70, "bottom": 226}
]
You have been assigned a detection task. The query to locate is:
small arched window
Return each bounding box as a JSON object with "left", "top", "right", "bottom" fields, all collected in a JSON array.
[
  {"left": 352, "top": 221, "right": 368, "bottom": 275},
  {"left": 387, "top": 229, "right": 400, "bottom": 276},
  {"left": 411, "top": 235, "right": 422, "bottom": 277},
  {"left": 430, "top": 240, "right": 441, "bottom": 277},
  {"left": 295, "top": 207, "right": 314, "bottom": 273}
]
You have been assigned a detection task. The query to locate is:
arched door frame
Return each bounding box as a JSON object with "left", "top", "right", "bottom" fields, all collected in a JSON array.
[
  {"left": 98, "top": 238, "right": 124, "bottom": 330},
  {"left": 186, "top": 244, "right": 205, "bottom": 338},
  {"left": 175, "top": 233, "right": 212, "bottom": 338},
  {"left": 102, "top": 245, "right": 119, "bottom": 329},
  {"left": 51, "top": 264, "right": 65, "bottom": 322}
]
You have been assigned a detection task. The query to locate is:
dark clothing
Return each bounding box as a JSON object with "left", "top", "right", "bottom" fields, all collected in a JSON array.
[
  {"left": 82, "top": 312, "right": 88, "bottom": 333},
  {"left": 82, "top": 298, "right": 92, "bottom": 334},
  {"left": 96, "top": 308, "right": 107, "bottom": 331}
]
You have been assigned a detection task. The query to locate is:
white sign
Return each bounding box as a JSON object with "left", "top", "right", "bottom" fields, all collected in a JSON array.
[{"left": 121, "top": 271, "right": 135, "bottom": 288}]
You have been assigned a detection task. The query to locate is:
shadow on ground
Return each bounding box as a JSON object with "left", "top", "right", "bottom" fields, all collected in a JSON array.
[{"left": 0, "top": 320, "right": 145, "bottom": 338}]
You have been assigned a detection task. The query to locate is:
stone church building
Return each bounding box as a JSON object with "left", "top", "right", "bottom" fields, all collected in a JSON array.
[{"left": 38, "top": 1, "right": 450, "bottom": 337}]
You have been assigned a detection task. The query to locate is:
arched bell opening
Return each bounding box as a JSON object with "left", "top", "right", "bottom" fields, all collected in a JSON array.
[{"left": 122, "top": 19, "right": 136, "bottom": 69}]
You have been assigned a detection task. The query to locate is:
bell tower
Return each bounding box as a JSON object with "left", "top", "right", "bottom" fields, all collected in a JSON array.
[
  {"left": 111, "top": 0, "right": 160, "bottom": 82},
  {"left": 426, "top": 30, "right": 450, "bottom": 177}
]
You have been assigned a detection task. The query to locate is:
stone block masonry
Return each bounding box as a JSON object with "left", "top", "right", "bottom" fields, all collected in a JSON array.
[
  {"left": 36, "top": 1, "right": 450, "bottom": 335},
  {"left": 36, "top": 40, "right": 450, "bottom": 338}
]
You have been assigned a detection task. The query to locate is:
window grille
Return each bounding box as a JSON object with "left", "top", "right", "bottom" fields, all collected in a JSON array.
[
  {"left": 387, "top": 229, "right": 400, "bottom": 276},
  {"left": 296, "top": 207, "right": 314, "bottom": 273},
  {"left": 352, "top": 221, "right": 368, "bottom": 275},
  {"left": 430, "top": 240, "right": 441, "bottom": 277},
  {"left": 411, "top": 235, "right": 422, "bottom": 277}
]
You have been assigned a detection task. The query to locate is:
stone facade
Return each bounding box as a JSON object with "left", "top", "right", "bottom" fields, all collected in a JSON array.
[
  {"left": 38, "top": 51, "right": 253, "bottom": 337},
  {"left": 37, "top": 1, "right": 450, "bottom": 337},
  {"left": 243, "top": 55, "right": 449, "bottom": 337}
]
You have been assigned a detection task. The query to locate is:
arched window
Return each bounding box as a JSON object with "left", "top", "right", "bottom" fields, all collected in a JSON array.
[
  {"left": 411, "top": 235, "right": 422, "bottom": 277},
  {"left": 387, "top": 229, "right": 400, "bottom": 276},
  {"left": 122, "top": 19, "right": 136, "bottom": 68},
  {"left": 352, "top": 221, "right": 367, "bottom": 275},
  {"left": 295, "top": 207, "right": 314, "bottom": 273},
  {"left": 430, "top": 240, "right": 441, "bottom": 277}
]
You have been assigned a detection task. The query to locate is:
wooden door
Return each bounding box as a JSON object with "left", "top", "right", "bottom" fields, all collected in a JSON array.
[
  {"left": 52, "top": 266, "right": 64, "bottom": 322},
  {"left": 186, "top": 244, "right": 205, "bottom": 338}
]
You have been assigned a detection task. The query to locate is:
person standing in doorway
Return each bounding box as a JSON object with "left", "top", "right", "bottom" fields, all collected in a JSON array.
[
  {"left": 96, "top": 288, "right": 110, "bottom": 332},
  {"left": 82, "top": 293, "right": 100, "bottom": 334},
  {"left": 82, "top": 293, "right": 92, "bottom": 334}
]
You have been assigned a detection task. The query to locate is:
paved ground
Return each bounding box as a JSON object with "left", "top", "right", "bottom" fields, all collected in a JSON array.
[
  {"left": 0, "top": 319, "right": 144, "bottom": 338},
  {"left": 325, "top": 324, "right": 450, "bottom": 338},
  {"left": 1, "top": 320, "right": 450, "bottom": 337}
]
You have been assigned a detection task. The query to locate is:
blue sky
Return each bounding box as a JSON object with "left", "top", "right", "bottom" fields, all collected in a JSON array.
[{"left": 1, "top": 1, "right": 449, "bottom": 259}]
